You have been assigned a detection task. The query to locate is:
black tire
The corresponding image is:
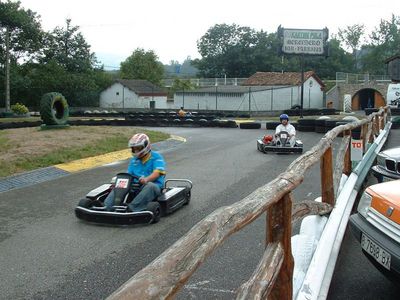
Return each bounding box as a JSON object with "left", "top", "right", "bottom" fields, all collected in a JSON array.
[
  {"left": 298, "top": 125, "right": 315, "bottom": 132},
  {"left": 184, "top": 189, "right": 191, "bottom": 205},
  {"left": 78, "top": 198, "right": 93, "bottom": 208},
  {"left": 147, "top": 202, "right": 161, "bottom": 223},
  {"left": 315, "top": 126, "right": 328, "bottom": 133},
  {"left": 40, "top": 92, "right": 69, "bottom": 125},
  {"left": 266, "top": 121, "right": 280, "bottom": 129},
  {"left": 240, "top": 122, "right": 261, "bottom": 129},
  {"left": 297, "top": 118, "right": 316, "bottom": 126}
]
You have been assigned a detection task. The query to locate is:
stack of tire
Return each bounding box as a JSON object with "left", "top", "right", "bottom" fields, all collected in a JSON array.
[
  {"left": 314, "top": 116, "right": 331, "bottom": 134},
  {"left": 335, "top": 116, "right": 361, "bottom": 139},
  {"left": 239, "top": 122, "right": 261, "bottom": 129},
  {"left": 297, "top": 119, "right": 315, "bottom": 132}
]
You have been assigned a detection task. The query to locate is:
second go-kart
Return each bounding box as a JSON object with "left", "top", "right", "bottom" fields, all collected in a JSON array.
[
  {"left": 75, "top": 173, "right": 192, "bottom": 225},
  {"left": 257, "top": 131, "right": 303, "bottom": 154}
]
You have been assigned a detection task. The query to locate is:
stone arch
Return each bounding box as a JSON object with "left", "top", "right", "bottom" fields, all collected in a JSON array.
[{"left": 351, "top": 88, "right": 385, "bottom": 110}]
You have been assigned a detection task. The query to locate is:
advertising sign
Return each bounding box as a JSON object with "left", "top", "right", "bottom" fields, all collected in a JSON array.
[
  {"left": 278, "top": 26, "right": 329, "bottom": 56},
  {"left": 351, "top": 139, "right": 363, "bottom": 162}
]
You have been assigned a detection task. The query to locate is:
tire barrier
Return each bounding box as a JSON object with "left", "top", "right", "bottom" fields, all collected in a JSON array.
[
  {"left": 239, "top": 122, "right": 261, "bottom": 129},
  {"left": 40, "top": 92, "right": 69, "bottom": 125},
  {"left": 266, "top": 121, "right": 280, "bottom": 130},
  {"left": 297, "top": 119, "right": 316, "bottom": 132},
  {"left": 284, "top": 108, "right": 337, "bottom": 116}
]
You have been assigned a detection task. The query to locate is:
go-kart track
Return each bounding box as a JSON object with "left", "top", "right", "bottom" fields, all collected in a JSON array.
[{"left": 0, "top": 126, "right": 399, "bottom": 300}]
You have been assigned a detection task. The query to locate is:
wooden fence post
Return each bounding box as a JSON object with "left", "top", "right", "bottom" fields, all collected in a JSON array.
[
  {"left": 266, "top": 193, "right": 294, "bottom": 300},
  {"left": 361, "top": 123, "right": 368, "bottom": 152},
  {"left": 321, "top": 146, "right": 334, "bottom": 206},
  {"left": 375, "top": 115, "right": 380, "bottom": 132},
  {"left": 344, "top": 130, "right": 352, "bottom": 175}
]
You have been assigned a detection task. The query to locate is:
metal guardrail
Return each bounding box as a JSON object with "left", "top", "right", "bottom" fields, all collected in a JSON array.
[{"left": 297, "top": 120, "right": 392, "bottom": 300}]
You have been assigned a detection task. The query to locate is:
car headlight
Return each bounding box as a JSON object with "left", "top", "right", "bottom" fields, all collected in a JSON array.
[
  {"left": 357, "top": 191, "right": 372, "bottom": 218},
  {"left": 376, "top": 154, "right": 386, "bottom": 167}
]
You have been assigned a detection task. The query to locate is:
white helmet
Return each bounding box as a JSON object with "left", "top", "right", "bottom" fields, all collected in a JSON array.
[{"left": 128, "top": 133, "right": 151, "bottom": 158}]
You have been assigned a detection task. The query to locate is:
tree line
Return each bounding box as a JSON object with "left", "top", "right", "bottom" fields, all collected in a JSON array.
[{"left": 1, "top": 0, "right": 399, "bottom": 111}]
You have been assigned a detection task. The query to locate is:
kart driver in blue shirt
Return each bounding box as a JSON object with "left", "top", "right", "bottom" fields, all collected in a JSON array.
[{"left": 104, "top": 133, "right": 166, "bottom": 212}]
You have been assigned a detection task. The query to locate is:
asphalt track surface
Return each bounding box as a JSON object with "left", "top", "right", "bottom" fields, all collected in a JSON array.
[{"left": 0, "top": 125, "right": 399, "bottom": 299}]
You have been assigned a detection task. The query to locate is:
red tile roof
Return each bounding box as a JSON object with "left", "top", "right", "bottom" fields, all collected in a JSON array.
[{"left": 242, "top": 71, "right": 325, "bottom": 87}]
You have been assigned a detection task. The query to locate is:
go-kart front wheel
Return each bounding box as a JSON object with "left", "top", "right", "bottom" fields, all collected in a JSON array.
[
  {"left": 147, "top": 202, "right": 161, "bottom": 224},
  {"left": 78, "top": 198, "right": 94, "bottom": 208}
]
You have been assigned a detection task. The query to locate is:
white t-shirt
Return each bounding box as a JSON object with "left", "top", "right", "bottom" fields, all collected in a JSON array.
[{"left": 275, "top": 123, "right": 296, "bottom": 136}]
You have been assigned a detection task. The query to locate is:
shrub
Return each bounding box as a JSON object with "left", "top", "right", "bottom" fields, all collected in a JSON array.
[{"left": 11, "top": 103, "right": 29, "bottom": 115}]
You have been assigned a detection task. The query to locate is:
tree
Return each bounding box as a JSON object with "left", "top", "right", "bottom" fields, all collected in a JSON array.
[
  {"left": 167, "top": 78, "right": 196, "bottom": 99},
  {"left": 303, "top": 38, "right": 354, "bottom": 79},
  {"left": 337, "top": 24, "right": 365, "bottom": 71},
  {"left": 194, "top": 24, "right": 283, "bottom": 77},
  {"left": 120, "top": 48, "right": 164, "bottom": 85},
  {"left": 361, "top": 15, "right": 400, "bottom": 74},
  {"left": 195, "top": 24, "right": 258, "bottom": 77},
  {"left": 40, "top": 18, "right": 97, "bottom": 73},
  {"left": 0, "top": 0, "right": 43, "bottom": 111}
]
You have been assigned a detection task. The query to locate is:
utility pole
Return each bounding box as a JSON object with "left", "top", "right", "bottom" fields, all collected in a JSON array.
[
  {"left": 5, "top": 26, "right": 10, "bottom": 112},
  {"left": 300, "top": 55, "right": 305, "bottom": 118}
]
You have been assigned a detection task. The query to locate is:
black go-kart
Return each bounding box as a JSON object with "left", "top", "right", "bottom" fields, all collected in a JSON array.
[
  {"left": 75, "top": 173, "right": 192, "bottom": 225},
  {"left": 257, "top": 131, "right": 303, "bottom": 154}
]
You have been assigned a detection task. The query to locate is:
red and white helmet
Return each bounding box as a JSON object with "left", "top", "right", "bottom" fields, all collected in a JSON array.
[{"left": 128, "top": 133, "right": 151, "bottom": 158}]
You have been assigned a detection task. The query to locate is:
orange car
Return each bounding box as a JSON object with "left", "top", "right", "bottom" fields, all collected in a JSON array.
[{"left": 349, "top": 180, "right": 400, "bottom": 280}]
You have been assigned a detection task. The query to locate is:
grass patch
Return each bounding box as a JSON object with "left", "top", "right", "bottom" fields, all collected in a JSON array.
[
  {"left": 0, "top": 128, "right": 169, "bottom": 178},
  {"left": 0, "top": 131, "right": 12, "bottom": 154}
]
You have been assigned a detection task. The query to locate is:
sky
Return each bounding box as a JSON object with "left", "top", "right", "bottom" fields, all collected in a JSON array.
[{"left": 16, "top": 0, "right": 400, "bottom": 68}]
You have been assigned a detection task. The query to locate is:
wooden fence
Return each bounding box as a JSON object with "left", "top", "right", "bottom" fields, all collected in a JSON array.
[{"left": 107, "top": 107, "right": 390, "bottom": 300}]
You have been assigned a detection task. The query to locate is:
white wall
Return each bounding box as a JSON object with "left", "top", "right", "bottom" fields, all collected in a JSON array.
[
  {"left": 100, "top": 83, "right": 168, "bottom": 109},
  {"left": 173, "top": 79, "right": 324, "bottom": 111}
]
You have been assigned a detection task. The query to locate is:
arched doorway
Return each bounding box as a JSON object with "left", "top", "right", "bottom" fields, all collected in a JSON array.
[{"left": 352, "top": 88, "right": 385, "bottom": 110}]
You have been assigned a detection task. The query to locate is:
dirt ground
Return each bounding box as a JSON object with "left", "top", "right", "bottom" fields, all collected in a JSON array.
[{"left": 0, "top": 126, "right": 136, "bottom": 162}]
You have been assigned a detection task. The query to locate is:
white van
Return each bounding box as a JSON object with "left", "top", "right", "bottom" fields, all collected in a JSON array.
[{"left": 386, "top": 83, "right": 400, "bottom": 107}]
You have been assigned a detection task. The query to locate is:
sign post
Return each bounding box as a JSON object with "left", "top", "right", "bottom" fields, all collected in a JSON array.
[{"left": 278, "top": 26, "right": 329, "bottom": 118}]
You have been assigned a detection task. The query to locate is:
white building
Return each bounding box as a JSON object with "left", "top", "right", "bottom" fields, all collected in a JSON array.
[
  {"left": 174, "top": 71, "right": 326, "bottom": 112},
  {"left": 100, "top": 79, "right": 169, "bottom": 109}
]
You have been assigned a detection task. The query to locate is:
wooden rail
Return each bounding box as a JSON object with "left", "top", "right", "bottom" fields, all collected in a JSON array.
[{"left": 107, "top": 107, "right": 389, "bottom": 300}]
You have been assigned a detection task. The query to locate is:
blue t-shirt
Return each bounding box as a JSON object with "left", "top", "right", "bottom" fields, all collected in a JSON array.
[{"left": 127, "top": 151, "right": 166, "bottom": 188}]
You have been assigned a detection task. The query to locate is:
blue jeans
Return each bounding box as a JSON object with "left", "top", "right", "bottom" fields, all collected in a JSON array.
[{"left": 104, "top": 182, "right": 161, "bottom": 212}]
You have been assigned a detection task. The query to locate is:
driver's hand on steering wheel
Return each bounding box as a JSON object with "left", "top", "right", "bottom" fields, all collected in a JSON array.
[{"left": 139, "top": 177, "right": 148, "bottom": 184}]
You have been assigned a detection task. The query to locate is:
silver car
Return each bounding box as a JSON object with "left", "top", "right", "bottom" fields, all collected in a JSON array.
[{"left": 371, "top": 147, "right": 400, "bottom": 182}]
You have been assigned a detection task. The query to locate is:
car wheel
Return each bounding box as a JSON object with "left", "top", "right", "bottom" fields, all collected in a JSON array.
[{"left": 147, "top": 202, "right": 161, "bottom": 223}]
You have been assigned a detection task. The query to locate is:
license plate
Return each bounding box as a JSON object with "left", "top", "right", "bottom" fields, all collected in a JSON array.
[{"left": 361, "top": 233, "right": 391, "bottom": 270}]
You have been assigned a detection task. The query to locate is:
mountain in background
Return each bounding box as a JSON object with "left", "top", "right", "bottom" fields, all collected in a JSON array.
[{"left": 164, "top": 58, "right": 199, "bottom": 77}]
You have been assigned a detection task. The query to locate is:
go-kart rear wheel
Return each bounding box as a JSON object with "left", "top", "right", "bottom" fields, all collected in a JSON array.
[
  {"left": 147, "top": 202, "right": 161, "bottom": 223},
  {"left": 184, "top": 189, "right": 191, "bottom": 205},
  {"left": 78, "top": 198, "right": 94, "bottom": 208}
]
